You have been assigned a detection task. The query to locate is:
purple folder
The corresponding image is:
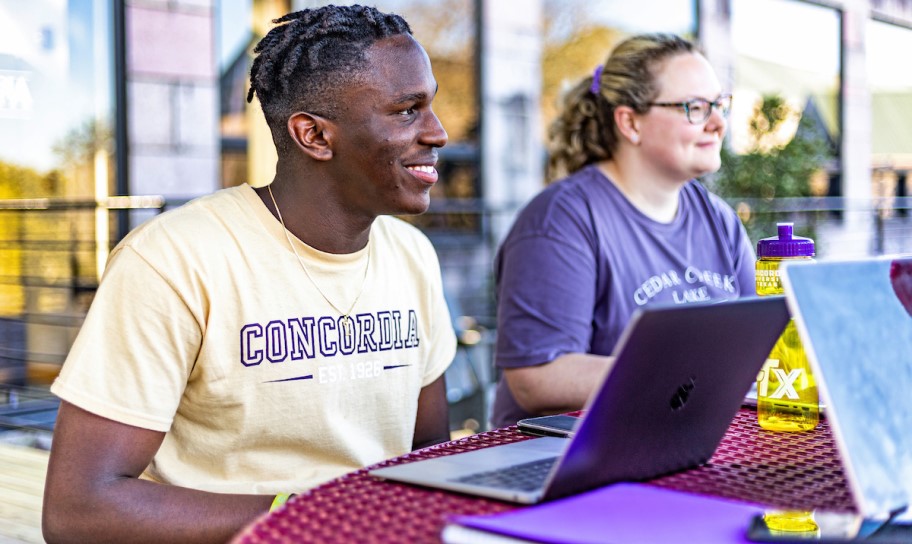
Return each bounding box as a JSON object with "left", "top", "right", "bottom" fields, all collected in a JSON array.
[{"left": 447, "top": 483, "right": 763, "bottom": 544}]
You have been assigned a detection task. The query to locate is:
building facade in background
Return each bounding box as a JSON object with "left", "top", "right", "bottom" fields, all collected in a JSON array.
[{"left": 1, "top": 0, "right": 911, "bottom": 391}]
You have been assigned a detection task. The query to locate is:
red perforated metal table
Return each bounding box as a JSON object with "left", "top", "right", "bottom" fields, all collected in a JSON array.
[{"left": 233, "top": 409, "right": 855, "bottom": 543}]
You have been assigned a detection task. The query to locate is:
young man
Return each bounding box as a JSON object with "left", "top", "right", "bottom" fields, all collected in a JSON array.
[{"left": 42, "top": 6, "right": 455, "bottom": 543}]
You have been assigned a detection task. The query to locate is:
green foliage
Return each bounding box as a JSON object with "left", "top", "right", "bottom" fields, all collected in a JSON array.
[{"left": 710, "top": 94, "right": 832, "bottom": 244}]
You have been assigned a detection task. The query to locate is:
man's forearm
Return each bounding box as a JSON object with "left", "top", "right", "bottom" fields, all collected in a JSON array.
[{"left": 43, "top": 477, "right": 274, "bottom": 544}]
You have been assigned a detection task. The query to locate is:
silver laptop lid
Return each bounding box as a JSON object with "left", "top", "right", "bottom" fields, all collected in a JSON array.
[
  {"left": 544, "top": 296, "right": 790, "bottom": 500},
  {"left": 782, "top": 257, "right": 912, "bottom": 518}
]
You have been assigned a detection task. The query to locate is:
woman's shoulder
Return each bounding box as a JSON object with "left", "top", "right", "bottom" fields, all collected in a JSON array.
[
  {"left": 514, "top": 166, "right": 607, "bottom": 230},
  {"left": 682, "top": 180, "right": 739, "bottom": 217},
  {"left": 680, "top": 180, "right": 747, "bottom": 246},
  {"left": 540, "top": 165, "right": 606, "bottom": 200}
]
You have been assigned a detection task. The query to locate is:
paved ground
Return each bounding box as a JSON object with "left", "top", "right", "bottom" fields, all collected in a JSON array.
[{"left": 0, "top": 443, "right": 47, "bottom": 544}]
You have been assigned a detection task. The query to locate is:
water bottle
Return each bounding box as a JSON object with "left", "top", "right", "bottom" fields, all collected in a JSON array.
[
  {"left": 755, "top": 223, "right": 818, "bottom": 432},
  {"left": 762, "top": 510, "right": 819, "bottom": 534}
]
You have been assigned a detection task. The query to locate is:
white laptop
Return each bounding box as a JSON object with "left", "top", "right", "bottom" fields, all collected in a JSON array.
[
  {"left": 370, "top": 297, "right": 790, "bottom": 504},
  {"left": 782, "top": 256, "right": 912, "bottom": 522}
]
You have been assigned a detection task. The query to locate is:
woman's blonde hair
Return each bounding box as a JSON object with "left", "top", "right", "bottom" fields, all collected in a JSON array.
[{"left": 547, "top": 33, "right": 698, "bottom": 182}]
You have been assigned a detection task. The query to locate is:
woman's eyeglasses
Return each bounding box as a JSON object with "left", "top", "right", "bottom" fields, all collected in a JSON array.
[{"left": 647, "top": 94, "right": 733, "bottom": 125}]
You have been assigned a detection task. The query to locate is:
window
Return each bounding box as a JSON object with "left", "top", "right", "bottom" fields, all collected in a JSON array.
[
  {"left": 730, "top": 0, "right": 841, "bottom": 194},
  {"left": 541, "top": 0, "right": 696, "bottom": 140},
  {"left": 0, "top": 0, "right": 115, "bottom": 385},
  {"left": 867, "top": 19, "right": 912, "bottom": 202}
]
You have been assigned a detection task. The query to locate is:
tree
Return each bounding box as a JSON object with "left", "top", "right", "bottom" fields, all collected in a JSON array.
[
  {"left": 541, "top": 22, "right": 622, "bottom": 139},
  {"left": 709, "top": 94, "right": 833, "bottom": 243}
]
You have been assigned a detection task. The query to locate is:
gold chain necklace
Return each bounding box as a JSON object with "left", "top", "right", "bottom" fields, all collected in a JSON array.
[{"left": 267, "top": 185, "right": 370, "bottom": 338}]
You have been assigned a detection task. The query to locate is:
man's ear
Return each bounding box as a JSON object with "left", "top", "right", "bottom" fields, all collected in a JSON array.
[
  {"left": 614, "top": 105, "right": 641, "bottom": 145},
  {"left": 287, "top": 112, "right": 334, "bottom": 161}
]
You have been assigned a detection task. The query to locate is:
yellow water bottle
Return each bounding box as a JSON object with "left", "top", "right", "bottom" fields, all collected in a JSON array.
[
  {"left": 755, "top": 223, "right": 818, "bottom": 432},
  {"left": 762, "top": 510, "right": 820, "bottom": 534}
]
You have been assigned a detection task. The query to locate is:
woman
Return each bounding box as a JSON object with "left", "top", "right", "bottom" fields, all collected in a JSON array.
[{"left": 491, "top": 34, "right": 755, "bottom": 428}]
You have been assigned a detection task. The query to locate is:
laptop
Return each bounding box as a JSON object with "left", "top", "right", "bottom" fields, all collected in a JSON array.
[
  {"left": 781, "top": 256, "right": 912, "bottom": 522},
  {"left": 370, "top": 296, "right": 790, "bottom": 504}
]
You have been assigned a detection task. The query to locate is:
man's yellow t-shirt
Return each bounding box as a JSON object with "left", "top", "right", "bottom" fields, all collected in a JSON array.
[{"left": 51, "top": 184, "right": 456, "bottom": 494}]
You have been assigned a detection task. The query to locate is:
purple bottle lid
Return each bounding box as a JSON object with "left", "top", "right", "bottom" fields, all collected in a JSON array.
[{"left": 756, "top": 223, "right": 815, "bottom": 258}]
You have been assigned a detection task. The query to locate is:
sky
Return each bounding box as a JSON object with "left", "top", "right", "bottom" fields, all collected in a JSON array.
[
  {"left": 732, "top": 0, "right": 840, "bottom": 77},
  {"left": 218, "top": 0, "right": 252, "bottom": 69},
  {"left": 867, "top": 18, "right": 912, "bottom": 90},
  {"left": 0, "top": 0, "right": 111, "bottom": 172},
  {"left": 588, "top": 0, "right": 695, "bottom": 34},
  {"left": 732, "top": 0, "right": 912, "bottom": 91}
]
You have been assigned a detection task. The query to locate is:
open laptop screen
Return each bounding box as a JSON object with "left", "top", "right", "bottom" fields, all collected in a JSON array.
[{"left": 782, "top": 257, "right": 912, "bottom": 519}]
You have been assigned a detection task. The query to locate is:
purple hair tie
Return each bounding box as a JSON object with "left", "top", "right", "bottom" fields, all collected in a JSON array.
[{"left": 590, "top": 64, "right": 603, "bottom": 95}]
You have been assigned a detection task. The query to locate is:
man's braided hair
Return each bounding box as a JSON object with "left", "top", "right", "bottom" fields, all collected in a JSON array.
[{"left": 247, "top": 4, "right": 412, "bottom": 145}]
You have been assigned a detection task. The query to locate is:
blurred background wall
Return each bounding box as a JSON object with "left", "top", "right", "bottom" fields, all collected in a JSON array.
[{"left": 1, "top": 0, "right": 911, "bottom": 438}]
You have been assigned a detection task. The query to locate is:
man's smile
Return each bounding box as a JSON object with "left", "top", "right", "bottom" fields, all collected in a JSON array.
[{"left": 405, "top": 164, "right": 439, "bottom": 184}]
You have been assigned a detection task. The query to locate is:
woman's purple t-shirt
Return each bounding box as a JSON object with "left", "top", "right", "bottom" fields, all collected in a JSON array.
[{"left": 492, "top": 165, "right": 756, "bottom": 427}]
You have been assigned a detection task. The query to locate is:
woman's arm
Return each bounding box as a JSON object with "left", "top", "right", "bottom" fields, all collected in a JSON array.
[{"left": 503, "top": 353, "right": 614, "bottom": 415}]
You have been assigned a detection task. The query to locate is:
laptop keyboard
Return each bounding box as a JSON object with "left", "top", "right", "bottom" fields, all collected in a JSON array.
[{"left": 450, "top": 456, "right": 558, "bottom": 491}]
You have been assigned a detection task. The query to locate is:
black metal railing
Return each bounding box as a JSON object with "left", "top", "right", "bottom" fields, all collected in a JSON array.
[
  {"left": 0, "top": 196, "right": 166, "bottom": 388},
  {"left": 1, "top": 194, "right": 910, "bottom": 434}
]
